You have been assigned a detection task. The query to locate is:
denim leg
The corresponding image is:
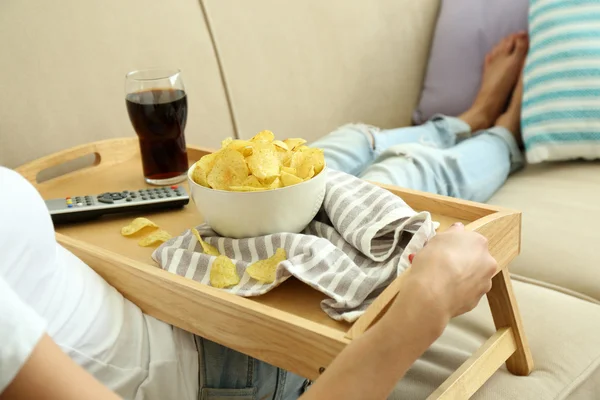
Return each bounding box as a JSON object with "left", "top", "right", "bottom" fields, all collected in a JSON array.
[
  {"left": 310, "top": 116, "right": 472, "bottom": 177},
  {"left": 196, "top": 337, "right": 307, "bottom": 400},
  {"left": 359, "top": 127, "right": 524, "bottom": 203}
]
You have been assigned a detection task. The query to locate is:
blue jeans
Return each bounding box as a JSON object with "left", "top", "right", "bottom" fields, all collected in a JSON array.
[
  {"left": 195, "top": 337, "right": 308, "bottom": 399},
  {"left": 310, "top": 116, "right": 524, "bottom": 203}
]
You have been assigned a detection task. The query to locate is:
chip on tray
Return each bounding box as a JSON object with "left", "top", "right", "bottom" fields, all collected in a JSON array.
[
  {"left": 138, "top": 229, "right": 172, "bottom": 247},
  {"left": 210, "top": 255, "right": 241, "bottom": 288},
  {"left": 190, "top": 130, "right": 324, "bottom": 191},
  {"left": 121, "top": 217, "right": 158, "bottom": 236},
  {"left": 191, "top": 228, "right": 220, "bottom": 256},
  {"left": 246, "top": 248, "right": 287, "bottom": 283}
]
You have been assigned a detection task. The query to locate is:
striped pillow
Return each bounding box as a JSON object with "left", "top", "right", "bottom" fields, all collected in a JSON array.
[{"left": 523, "top": 0, "right": 600, "bottom": 163}]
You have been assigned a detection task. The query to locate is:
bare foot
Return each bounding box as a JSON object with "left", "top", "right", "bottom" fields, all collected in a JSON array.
[
  {"left": 496, "top": 73, "right": 524, "bottom": 146},
  {"left": 460, "top": 32, "right": 528, "bottom": 132}
]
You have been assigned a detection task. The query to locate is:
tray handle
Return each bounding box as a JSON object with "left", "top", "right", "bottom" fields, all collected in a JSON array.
[{"left": 16, "top": 138, "right": 138, "bottom": 185}]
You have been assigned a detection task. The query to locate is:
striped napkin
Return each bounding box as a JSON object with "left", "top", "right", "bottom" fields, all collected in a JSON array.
[{"left": 153, "top": 170, "right": 436, "bottom": 322}]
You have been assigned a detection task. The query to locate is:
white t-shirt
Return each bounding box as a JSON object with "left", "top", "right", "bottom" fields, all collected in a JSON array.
[{"left": 0, "top": 167, "right": 199, "bottom": 399}]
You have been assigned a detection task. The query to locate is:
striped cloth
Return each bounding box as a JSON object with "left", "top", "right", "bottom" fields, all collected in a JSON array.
[
  {"left": 153, "top": 170, "right": 436, "bottom": 322},
  {"left": 523, "top": 0, "right": 600, "bottom": 163}
]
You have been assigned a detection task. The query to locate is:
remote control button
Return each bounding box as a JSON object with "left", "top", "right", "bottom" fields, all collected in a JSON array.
[
  {"left": 166, "top": 193, "right": 172, "bottom": 197},
  {"left": 142, "top": 196, "right": 148, "bottom": 200},
  {"left": 126, "top": 198, "right": 132, "bottom": 202},
  {"left": 150, "top": 195, "right": 156, "bottom": 199},
  {"left": 67, "top": 204, "right": 73, "bottom": 208},
  {"left": 110, "top": 192, "right": 124, "bottom": 200},
  {"left": 171, "top": 185, "right": 178, "bottom": 189},
  {"left": 130, "top": 193, "right": 137, "bottom": 198},
  {"left": 77, "top": 202, "right": 83, "bottom": 206},
  {"left": 158, "top": 194, "right": 164, "bottom": 198},
  {"left": 98, "top": 198, "right": 114, "bottom": 204},
  {"left": 122, "top": 190, "right": 129, "bottom": 194}
]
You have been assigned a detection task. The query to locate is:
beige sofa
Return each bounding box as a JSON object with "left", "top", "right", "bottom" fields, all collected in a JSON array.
[{"left": 3, "top": 0, "right": 600, "bottom": 398}]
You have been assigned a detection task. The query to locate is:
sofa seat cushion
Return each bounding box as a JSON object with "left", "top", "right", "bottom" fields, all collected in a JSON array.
[
  {"left": 391, "top": 278, "right": 600, "bottom": 399},
  {"left": 488, "top": 161, "right": 600, "bottom": 302}
]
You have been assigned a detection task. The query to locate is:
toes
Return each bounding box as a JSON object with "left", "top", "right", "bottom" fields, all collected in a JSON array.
[
  {"left": 490, "top": 35, "right": 509, "bottom": 58},
  {"left": 514, "top": 36, "right": 529, "bottom": 58},
  {"left": 504, "top": 35, "right": 518, "bottom": 54}
]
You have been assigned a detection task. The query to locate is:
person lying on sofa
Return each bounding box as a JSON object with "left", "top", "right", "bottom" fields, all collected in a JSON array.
[
  {"left": 1, "top": 167, "right": 495, "bottom": 400},
  {"left": 312, "top": 32, "right": 529, "bottom": 204},
  {"left": 0, "top": 32, "right": 523, "bottom": 400}
]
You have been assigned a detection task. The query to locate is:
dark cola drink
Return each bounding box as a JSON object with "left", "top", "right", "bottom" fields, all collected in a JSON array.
[{"left": 126, "top": 88, "right": 188, "bottom": 184}]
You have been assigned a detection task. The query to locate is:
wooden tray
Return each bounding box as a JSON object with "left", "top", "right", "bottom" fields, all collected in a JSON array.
[{"left": 17, "top": 138, "right": 533, "bottom": 399}]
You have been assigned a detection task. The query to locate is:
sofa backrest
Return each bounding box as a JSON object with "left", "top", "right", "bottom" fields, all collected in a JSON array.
[
  {"left": 203, "top": 0, "right": 440, "bottom": 141},
  {"left": 0, "top": 0, "right": 440, "bottom": 169},
  {"left": 0, "top": 0, "right": 234, "bottom": 168}
]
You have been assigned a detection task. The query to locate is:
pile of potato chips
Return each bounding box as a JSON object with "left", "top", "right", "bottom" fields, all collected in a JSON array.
[
  {"left": 191, "top": 130, "right": 325, "bottom": 191},
  {"left": 121, "top": 217, "right": 286, "bottom": 288}
]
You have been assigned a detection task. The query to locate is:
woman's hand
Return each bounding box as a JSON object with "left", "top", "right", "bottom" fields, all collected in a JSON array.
[{"left": 404, "top": 222, "right": 498, "bottom": 320}]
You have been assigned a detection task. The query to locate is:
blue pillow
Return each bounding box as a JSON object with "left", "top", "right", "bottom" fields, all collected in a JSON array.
[{"left": 523, "top": 0, "right": 600, "bottom": 163}]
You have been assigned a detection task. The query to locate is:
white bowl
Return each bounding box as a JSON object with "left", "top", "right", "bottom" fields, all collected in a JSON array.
[{"left": 187, "top": 164, "right": 327, "bottom": 238}]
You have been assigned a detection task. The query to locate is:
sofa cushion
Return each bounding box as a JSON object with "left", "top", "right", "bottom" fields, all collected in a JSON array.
[
  {"left": 391, "top": 278, "right": 600, "bottom": 398},
  {"left": 202, "top": 0, "right": 440, "bottom": 143},
  {"left": 413, "top": 0, "right": 529, "bottom": 124},
  {"left": 523, "top": 0, "right": 600, "bottom": 163},
  {"left": 0, "top": 0, "right": 234, "bottom": 169},
  {"left": 488, "top": 161, "right": 600, "bottom": 303}
]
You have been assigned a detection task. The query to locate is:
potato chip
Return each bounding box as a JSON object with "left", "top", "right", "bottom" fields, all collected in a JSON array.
[
  {"left": 304, "top": 165, "right": 315, "bottom": 180},
  {"left": 280, "top": 171, "right": 303, "bottom": 187},
  {"left": 280, "top": 166, "right": 297, "bottom": 175},
  {"left": 138, "top": 230, "right": 172, "bottom": 247},
  {"left": 246, "top": 142, "right": 280, "bottom": 180},
  {"left": 242, "top": 175, "right": 263, "bottom": 188},
  {"left": 251, "top": 130, "right": 275, "bottom": 143},
  {"left": 191, "top": 162, "right": 209, "bottom": 187},
  {"left": 226, "top": 139, "right": 253, "bottom": 152},
  {"left": 221, "top": 137, "right": 233, "bottom": 148},
  {"left": 284, "top": 138, "right": 307, "bottom": 150},
  {"left": 292, "top": 147, "right": 325, "bottom": 179},
  {"left": 198, "top": 152, "right": 219, "bottom": 173},
  {"left": 210, "top": 255, "right": 241, "bottom": 288},
  {"left": 275, "top": 148, "right": 292, "bottom": 165},
  {"left": 272, "top": 140, "right": 289, "bottom": 151},
  {"left": 191, "top": 228, "right": 220, "bottom": 256},
  {"left": 246, "top": 248, "right": 287, "bottom": 283},
  {"left": 267, "top": 177, "right": 282, "bottom": 190},
  {"left": 121, "top": 217, "right": 158, "bottom": 236},
  {"left": 207, "top": 148, "right": 249, "bottom": 190},
  {"left": 303, "top": 148, "right": 325, "bottom": 174}
]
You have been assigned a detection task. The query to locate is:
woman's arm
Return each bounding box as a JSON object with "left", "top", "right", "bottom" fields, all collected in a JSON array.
[
  {"left": 300, "top": 279, "right": 447, "bottom": 400},
  {"left": 1, "top": 334, "right": 120, "bottom": 400},
  {"left": 301, "top": 223, "right": 497, "bottom": 400}
]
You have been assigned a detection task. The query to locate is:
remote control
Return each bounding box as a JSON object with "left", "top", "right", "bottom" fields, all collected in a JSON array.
[{"left": 46, "top": 185, "right": 189, "bottom": 224}]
